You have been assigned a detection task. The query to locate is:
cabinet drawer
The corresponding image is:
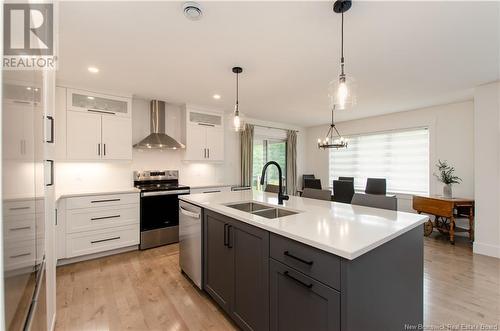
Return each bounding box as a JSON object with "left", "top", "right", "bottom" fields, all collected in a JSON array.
[
  {"left": 4, "top": 213, "right": 36, "bottom": 242},
  {"left": 270, "top": 259, "right": 340, "bottom": 331},
  {"left": 4, "top": 239, "right": 36, "bottom": 272},
  {"left": 270, "top": 234, "right": 341, "bottom": 290},
  {"left": 66, "top": 205, "right": 139, "bottom": 234},
  {"left": 66, "top": 193, "right": 139, "bottom": 210},
  {"left": 3, "top": 199, "right": 39, "bottom": 216},
  {"left": 66, "top": 224, "right": 139, "bottom": 258}
]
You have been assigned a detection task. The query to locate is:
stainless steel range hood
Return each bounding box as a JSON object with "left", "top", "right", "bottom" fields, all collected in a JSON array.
[{"left": 133, "top": 100, "right": 185, "bottom": 150}]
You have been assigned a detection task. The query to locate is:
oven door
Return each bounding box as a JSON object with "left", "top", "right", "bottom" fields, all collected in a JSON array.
[{"left": 140, "top": 191, "right": 188, "bottom": 231}]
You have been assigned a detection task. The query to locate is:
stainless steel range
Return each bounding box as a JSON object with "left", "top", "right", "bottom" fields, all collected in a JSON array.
[{"left": 134, "top": 170, "right": 190, "bottom": 249}]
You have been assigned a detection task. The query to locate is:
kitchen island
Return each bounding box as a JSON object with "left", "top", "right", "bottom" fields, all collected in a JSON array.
[{"left": 179, "top": 190, "right": 428, "bottom": 331}]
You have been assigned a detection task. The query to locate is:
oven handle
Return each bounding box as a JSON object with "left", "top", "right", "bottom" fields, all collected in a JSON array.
[
  {"left": 179, "top": 206, "right": 200, "bottom": 219},
  {"left": 141, "top": 189, "right": 190, "bottom": 197}
]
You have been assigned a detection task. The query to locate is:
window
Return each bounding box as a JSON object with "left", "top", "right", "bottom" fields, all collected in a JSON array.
[
  {"left": 329, "top": 128, "right": 429, "bottom": 195},
  {"left": 252, "top": 128, "right": 287, "bottom": 190}
]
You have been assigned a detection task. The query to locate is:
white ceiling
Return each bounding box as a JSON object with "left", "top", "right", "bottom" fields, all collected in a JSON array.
[{"left": 57, "top": 1, "right": 499, "bottom": 127}]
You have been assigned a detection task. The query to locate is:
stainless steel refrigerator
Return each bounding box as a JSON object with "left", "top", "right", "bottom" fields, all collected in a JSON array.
[{"left": 2, "top": 70, "right": 52, "bottom": 330}]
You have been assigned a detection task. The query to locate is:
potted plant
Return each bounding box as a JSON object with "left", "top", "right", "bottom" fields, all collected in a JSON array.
[{"left": 434, "top": 160, "right": 461, "bottom": 198}]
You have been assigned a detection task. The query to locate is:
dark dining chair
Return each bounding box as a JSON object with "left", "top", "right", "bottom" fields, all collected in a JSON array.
[
  {"left": 304, "top": 178, "right": 322, "bottom": 189},
  {"left": 301, "top": 188, "right": 332, "bottom": 201},
  {"left": 333, "top": 180, "right": 355, "bottom": 204},
  {"left": 365, "top": 178, "right": 387, "bottom": 195},
  {"left": 351, "top": 193, "right": 397, "bottom": 211},
  {"left": 339, "top": 176, "right": 354, "bottom": 182},
  {"left": 302, "top": 174, "right": 316, "bottom": 189}
]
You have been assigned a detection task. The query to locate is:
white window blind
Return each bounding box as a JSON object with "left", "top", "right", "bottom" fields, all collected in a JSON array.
[{"left": 329, "top": 128, "right": 429, "bottom": 195}]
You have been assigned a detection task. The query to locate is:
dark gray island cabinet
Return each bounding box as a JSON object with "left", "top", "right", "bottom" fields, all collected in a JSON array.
[{"left": 203, "top": 210, "right": 423, "bottom": 331}]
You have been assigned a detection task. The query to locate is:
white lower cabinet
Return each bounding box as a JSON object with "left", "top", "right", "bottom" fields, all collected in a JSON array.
[
  {"left": 66, "top": 224, "right": 139, "bottom": 258},
  {"left": 57, "top": 192, "right": 139, "bottom": 261}
]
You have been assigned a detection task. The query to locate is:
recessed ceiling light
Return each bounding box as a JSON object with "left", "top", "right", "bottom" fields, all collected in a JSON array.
[
  {"left": 88, "top": 66, "right": 99, "bottom": 73},
  {"left": 213, "top": 94, "right": 221, "bottom": 100},
  {"left": 87, "top": 96, "right": 95, "bottom": 100}
]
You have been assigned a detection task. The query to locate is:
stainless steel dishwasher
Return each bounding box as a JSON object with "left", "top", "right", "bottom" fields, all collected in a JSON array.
[{"left": 179, "top": 200, "right": 203, "bottom": 289}]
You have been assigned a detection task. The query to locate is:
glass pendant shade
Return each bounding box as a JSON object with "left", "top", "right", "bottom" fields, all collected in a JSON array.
[
  {"left": 232, "top": 66, "right": 245, "bottom": 132},
  {"left": 328, "top": 74, "right": 356, "bottom": 111},
  {"left": 233, "top": 107, "right": 245, "bottom": 132}
]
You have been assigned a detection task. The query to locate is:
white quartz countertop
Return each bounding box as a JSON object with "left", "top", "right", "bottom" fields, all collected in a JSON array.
[
  {"left": 180, "top": 190, "right": 428, "bottom": 260},
  {"left": 56, "top": 188, "right": 140, "bottom": 201}
]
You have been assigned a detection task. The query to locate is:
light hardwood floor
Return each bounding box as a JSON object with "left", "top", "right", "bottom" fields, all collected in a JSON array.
[{"left": 55, "top": 234, "right": 500, "bottom": 331}]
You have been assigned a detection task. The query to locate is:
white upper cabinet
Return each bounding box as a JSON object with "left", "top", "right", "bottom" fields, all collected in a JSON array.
[
  {"left": 205, "top": 127, "right": 224, "bottom": 161},
  {"left": 182, "top": 106, "right": 225, "bottom": 162},
  {"left": 66, "top": 89, "right": 131, "bottom": 117},
  {"left": 101, "top": 116, "right": 132, "bottom": 160},
  {"left": 66, "top": 111, "right": 101, "bottom": 160},
  {"left": 58, "top": 87, "right": 132, "bottom": 161}
]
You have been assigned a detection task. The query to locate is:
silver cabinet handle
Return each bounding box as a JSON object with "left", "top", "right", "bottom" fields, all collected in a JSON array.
[
  {"left": 179, "top": 206, "right": 200, "bottom": 219},
  {"left": 46, "top": 159, "right": 54, "bottom": 186},
  {"left": 97, "top": 143, "right": 101, "bottom": 156},
  {"left": 88, "top": 109, "right": 115, "bottom": 115},
  {"left": 9, "top": 226, "right": 31, "bottom": 231},
  {"left": 9, "top": 206, "right": 30, "bottom": 211},
  {"left": 10, "top": 253, "right": 31, "bottom": 258},
  {"left": 91, "top": 236, "right": 120, "bottom": 244},
  {"left": 46, "top": 115, "right": 54, "bottom": 143},
  {"left": 91, "top": 198, "right": 120, "bottom": 203},
  {"left": 91, "top": 215, "right": 120, "bottom": 221},
  {"left": 198, "top": 123, "right": 215, "bottom": 127},
  {"left": 103, "top": 143, "right": 106, "bottom": 156}
]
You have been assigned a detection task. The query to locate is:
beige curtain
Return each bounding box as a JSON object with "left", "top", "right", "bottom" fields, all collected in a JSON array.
[
  {"left": 240, "top": 124, "right": 254, "bottom": 187},
  {"left": 286, "top": 130, "right": 298, "bottom": 195}
]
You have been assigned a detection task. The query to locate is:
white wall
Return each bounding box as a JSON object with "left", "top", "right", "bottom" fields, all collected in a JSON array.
[
  {"left": 56, "top": 97, "right": 305, "bottom": 195},
  {"left": 304, "top": 101, "right": 474, "bottom": 212},
  {"left": 474, "top": 81, "right": 500, "bottom": 258}
]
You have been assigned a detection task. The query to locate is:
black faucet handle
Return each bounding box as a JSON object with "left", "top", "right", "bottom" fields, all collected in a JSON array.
[{"left": 281, "top": 195, "right": 289, "bottom": 201}]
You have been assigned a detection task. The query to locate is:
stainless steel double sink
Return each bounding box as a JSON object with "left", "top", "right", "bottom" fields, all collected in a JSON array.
[{"left": 225, "top": 201, "right": 300, "bottom": 219}]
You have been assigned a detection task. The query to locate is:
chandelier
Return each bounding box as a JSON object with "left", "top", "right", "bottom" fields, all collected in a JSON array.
[{"left": 318, "top": 108, "right": 347, "bottom": 149}]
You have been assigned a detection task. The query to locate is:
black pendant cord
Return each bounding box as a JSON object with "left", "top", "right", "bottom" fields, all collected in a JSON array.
[
  {"left": 235, "top": 72, "right": 239, "bottom": 112},
  {"left": 340, "top": 11, "right": 345, "bottom": 78}
]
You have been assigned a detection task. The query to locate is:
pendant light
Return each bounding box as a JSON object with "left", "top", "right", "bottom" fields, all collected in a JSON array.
[
  {"left": 329, "top": 0, "right": 356, "bottom": 111},
  {"left": 232, "top": 66, "right": 244, "bottom": 132},
  {"left": 318, "top": 106, "right": 347, "bottom": 149}
]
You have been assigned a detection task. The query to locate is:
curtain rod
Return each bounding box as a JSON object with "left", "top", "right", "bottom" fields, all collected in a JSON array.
[{"left": 250, "top": 123, "right": 299, "bottom": 133}]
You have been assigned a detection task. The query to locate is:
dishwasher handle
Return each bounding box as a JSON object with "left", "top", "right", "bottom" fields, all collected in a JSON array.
[{"left": 179, "top": 206, "right": 200, "bottom": 219}]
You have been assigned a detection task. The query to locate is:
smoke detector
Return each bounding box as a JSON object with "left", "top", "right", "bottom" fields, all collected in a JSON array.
[{"left": 183, "top": 2, "right": 203, "bottom": 21}]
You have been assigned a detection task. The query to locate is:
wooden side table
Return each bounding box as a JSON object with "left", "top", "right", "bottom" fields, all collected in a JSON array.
[{"left": 412, "top": 195, "right": 474, "bottom": 244}]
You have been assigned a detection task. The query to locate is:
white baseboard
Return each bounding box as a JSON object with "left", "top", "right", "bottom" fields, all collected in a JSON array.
[
  {"left": 473, "top": 242, "right": 500, "bottom": 259},
  {"left": 56, "top": 245, "right": 138, "bottom": 266}
]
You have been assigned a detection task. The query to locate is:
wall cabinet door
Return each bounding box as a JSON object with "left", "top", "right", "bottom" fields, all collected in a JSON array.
[
  {"left": 67, "top": 89, "right": 131, "bottom": 117},
  {"left": 204, "top": 212, "right": 234, "bottom": 314},
  {"left": 231, "top": 220, "right": 269, "bottom": 331},
  {"left": 270, "top": 259, "right": 340, "bottom": 331},
  {"left": 66, "top": 111, "right": 101, "bottom": 160},
  {"left": 101, "top": 116, "right": 132, "bottom": 160},
  {"left": 206, "top": 127, "right": 224, "bottom": 161},
  {"left": 185, "top": 124, "right": 207, "bottom": 160}
]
